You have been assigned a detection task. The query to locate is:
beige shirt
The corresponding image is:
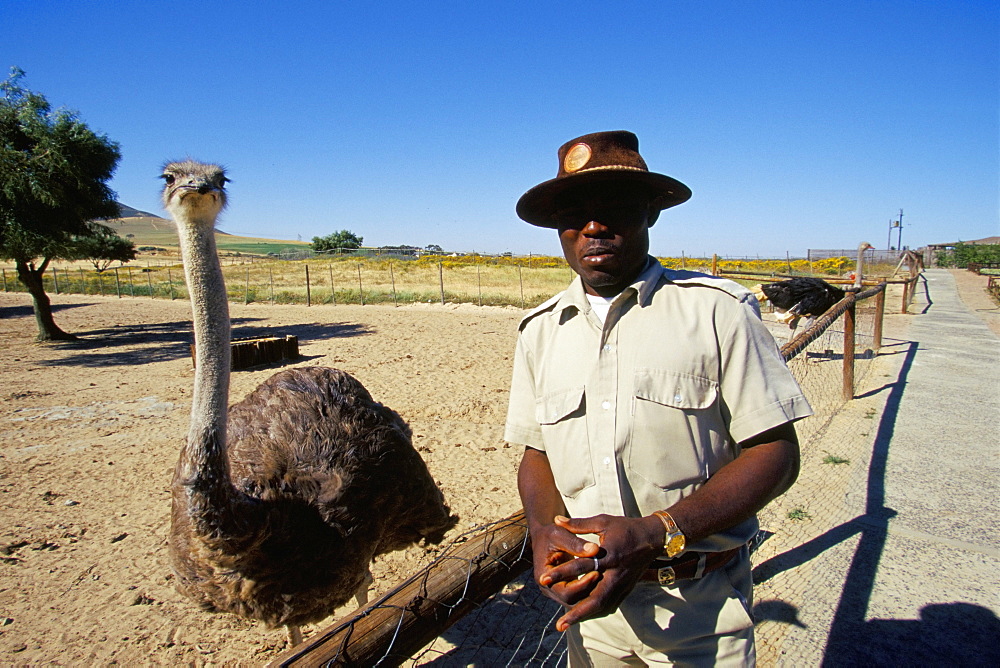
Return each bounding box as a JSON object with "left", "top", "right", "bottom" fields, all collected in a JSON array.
[{"left": 505, "top": 258, "right": 813, "bottom": 552}]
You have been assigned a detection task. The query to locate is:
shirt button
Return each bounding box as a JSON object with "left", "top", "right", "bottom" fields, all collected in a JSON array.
[
  {"left": 603, "top": 344, "right": 613, "bottom": 352},
  {"left": 603, "top": 456, "right": 611, "bottom": 467},
  {"left": 601, "top": 400, "right": 611, "bottom": 410},
  {"left": 674, "top": 394, "right": 683, "bottom": 403}
]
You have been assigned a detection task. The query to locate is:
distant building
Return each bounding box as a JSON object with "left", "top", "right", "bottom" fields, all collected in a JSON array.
[{"left": 924, "top": 236, "right": 1000, "bottom": 265}]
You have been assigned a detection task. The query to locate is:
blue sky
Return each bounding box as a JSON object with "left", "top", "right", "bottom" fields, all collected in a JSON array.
[{"left": 3, "top": 1, "right": 997, "bottom": 257}]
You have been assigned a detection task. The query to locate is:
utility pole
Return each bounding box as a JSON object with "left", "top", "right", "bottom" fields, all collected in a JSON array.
[{"left": 897, "top": 208, "right": 904, "bottom": 250}]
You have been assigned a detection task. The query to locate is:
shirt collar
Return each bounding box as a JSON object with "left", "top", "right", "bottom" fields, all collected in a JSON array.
[{"left": 557, "top": 256, "right": 665, "bottom": 314}]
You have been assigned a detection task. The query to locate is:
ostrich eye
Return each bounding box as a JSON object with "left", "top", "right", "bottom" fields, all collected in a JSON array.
[{"left": 162, "top": 174, "right": 175, "bottom": 185}]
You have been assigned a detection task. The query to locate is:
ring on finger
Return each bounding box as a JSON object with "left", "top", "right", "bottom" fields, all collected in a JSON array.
[{"left": 593, "top": 557, "right": 600, "bottom": 572}]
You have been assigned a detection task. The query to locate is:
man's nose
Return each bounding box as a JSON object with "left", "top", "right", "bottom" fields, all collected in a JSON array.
[{"left": 581, "top": 219, "right": 612, "bottom": 236}]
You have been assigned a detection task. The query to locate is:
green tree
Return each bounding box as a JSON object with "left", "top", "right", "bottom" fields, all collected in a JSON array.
[
  {"left": 68, "top": 223, "right": 137, "bottom": 272},
  {"left": 311, "top": 229, "right": 363, "bottom": 253},
  {"left": 0, "top": 67, "right": 121, "bottom": 340}
]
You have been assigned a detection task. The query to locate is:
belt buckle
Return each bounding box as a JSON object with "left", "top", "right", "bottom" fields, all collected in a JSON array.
[{"left": 656, "top": 566, "right": 676, "bottom": 586}]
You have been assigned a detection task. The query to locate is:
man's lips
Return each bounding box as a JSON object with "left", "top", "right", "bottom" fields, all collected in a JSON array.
[{"left": 582, "top": 242, "right": 619, "bottom": 264}]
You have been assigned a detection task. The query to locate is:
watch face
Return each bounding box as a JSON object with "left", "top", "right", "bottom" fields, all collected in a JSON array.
[{"left": 666, "top": 533, "right": 686, "bottom": 557}]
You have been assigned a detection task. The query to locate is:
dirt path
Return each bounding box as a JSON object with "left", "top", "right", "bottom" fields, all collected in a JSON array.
[{"left": 948, "top": 267, "right": 1000, "bottom": 337}]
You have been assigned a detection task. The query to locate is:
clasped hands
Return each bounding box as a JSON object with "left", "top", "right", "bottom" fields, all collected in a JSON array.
[{"left": 532, "top": 513, "right": 664, "bottom": 632}]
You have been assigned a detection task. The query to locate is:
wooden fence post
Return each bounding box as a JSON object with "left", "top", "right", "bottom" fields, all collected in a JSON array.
[
  {"left": 269, "top": 267, "right": 274, "bottom": 305},
  {"left": 305, "top": 264, "right": 311, "bottom": 307},
  {"left": 843, "top": 297, "right": 856, "bottom": 401},
  {"left": 477, "top": 263, "right": 483, "bottom": 307},
  {"left": 438, "top": 262, "right": 445, "bottom": 305},
  {"left": 518, "top": 265, "right": 524, "bottom": 308},
  {"left": 873, "top": 285, "right": 885, "bottom": 352},
  {"left": 2, "top": 268, "right": 7, "bottom": 292},
  {"left": 358, "top": 263, "right": 365, "bottom": 305},
  {"left": 114, "top": 267, "right": 122, "bottom": 298},
  {"left": 711, "top": 254, "right": 718, "bottom": 276},
  {"left": 167, "top": 268, "right": 175, "bottom": 300},
  {"left": 127, "top": 266, "right": 135, "bottom": 297},
  {"left": 98, "top": 271, "right": 104, "bottom": 296},
  {"left": 390, "top": 261, "right": 397, "bottom": 307},
  {"left": 52, "top": 266, "right": 60, "bottom": 294},
  {"left": 246, "top": 267, "right": 251, "bottom": 305},
  {"left": 147, "top": 268, "right": 153, "bottom": 298},
  {"left": 328, "top": 263, "right": 336, "bottom": 306}
]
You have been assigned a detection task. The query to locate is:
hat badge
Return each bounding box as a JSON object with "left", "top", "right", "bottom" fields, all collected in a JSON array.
[{"left": 563, "top": 143, "right": 592, "bottom": 173}]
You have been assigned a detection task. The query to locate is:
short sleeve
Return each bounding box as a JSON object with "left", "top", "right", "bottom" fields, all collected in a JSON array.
[
  {"left": 504, "top": 334, "right": 544, "bottom": 448},
  {"left": 720, "top": 296, "right": 813, "bottom": 443}
]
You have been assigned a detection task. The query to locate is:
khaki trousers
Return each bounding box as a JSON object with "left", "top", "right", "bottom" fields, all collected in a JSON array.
[{"left": 565, "top": 549, "right": 755, "bottom": 667}]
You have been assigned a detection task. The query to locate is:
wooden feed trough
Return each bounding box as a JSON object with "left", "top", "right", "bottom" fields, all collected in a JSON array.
[{"left": 191, "top": 335, "right": 299, "bottom": 370}]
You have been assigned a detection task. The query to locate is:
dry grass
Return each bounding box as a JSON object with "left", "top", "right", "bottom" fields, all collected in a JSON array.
[{"left": 1, "top": 253, "right": 899, "bottom": 309}]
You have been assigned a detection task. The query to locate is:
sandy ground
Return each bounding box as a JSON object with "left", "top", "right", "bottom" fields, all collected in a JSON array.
[
  {"left": 0, "top": 294, "right": 526, "bottom": 664},
  {"left": 1, "top": 268, "right": 995, "bottom": 665}
]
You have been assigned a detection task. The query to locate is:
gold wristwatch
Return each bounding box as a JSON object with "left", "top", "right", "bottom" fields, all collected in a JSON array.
[{"left": 653, "top": 510, "right": 686, "bottom": 558}]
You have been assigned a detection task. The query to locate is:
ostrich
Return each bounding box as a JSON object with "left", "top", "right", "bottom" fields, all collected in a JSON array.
[
  {"left": 752, "top": 277, "right": 846, "bottom": 332},
  {"left": 752, "top": 242, "right": 873, "bottom": 337},
  {"left": 163, "top": 160, "right": 457, "bottom": 646},
  {"left": 851, "top": 241, "right": 875, "bottom": 288}
]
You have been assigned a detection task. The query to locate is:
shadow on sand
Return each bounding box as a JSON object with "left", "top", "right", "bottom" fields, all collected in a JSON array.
[{"left": 27, "top": 317, "right": 372, "bottom": 368}]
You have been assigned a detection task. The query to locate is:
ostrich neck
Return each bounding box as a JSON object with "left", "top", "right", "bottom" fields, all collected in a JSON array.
[
  {"left": 854, "top": 246, "right": 866, "bottom": 288},
  {"left": 175, "top": 210, "right": 232, "bottom": 485}
]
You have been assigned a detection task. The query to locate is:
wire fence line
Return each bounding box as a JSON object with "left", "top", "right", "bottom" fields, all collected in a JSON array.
[
  {"left": 0, "top": 259, "right": 576, "bottom": 310},
  {"left": 2, "top": 251, "right": 907, "bottom": 314},
  {"left": 268, "top": 282, "right": 892, "bottom": 667}
]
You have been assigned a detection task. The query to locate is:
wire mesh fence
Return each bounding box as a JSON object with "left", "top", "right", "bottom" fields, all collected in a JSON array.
[
  {"left": 269, "top": 284, "right": 891, "bottom": 667},
  {"left": 1, "top": 250, "right": 901, "bottom": 311}
]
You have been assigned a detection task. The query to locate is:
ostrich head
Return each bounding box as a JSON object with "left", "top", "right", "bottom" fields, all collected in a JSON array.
[{"left": 161, "top": 160, "right": 229, "bottom": 225}]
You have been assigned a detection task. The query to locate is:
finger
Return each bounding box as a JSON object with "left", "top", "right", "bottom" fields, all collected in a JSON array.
[
  {"left": 545, "top": 571, "right": 599, "bottom": 605},
  {"left": 554, "top": 515, "right": 609, "bottom": 538},
  {"left": 542, "top": 549, "right": 575, "bottom": 567},
  {"left": 540, "top": 556, "right": 600, "bottom": 586},
  {"left": 555, "top": 592, "right": 608, "bottom": 632},
  {"left": 544, "top": 528, "right": 600, "bottom": 559}
]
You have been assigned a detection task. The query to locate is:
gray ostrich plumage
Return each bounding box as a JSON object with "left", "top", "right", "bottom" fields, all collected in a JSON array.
[{"left": 162, "top": 160, "right": 456, "bottom": 645}]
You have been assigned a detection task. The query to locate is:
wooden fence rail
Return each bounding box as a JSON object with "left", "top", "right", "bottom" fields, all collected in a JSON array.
[{"left": 269, "top": 512, "right": 531, "bottom": 667}]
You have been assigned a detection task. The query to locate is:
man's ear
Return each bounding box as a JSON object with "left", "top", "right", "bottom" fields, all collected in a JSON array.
[{"left": 646, "top": 207, "right": 660, "bottom": 227}]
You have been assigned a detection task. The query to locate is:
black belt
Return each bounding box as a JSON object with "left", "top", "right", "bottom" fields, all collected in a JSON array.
[{"left": 639, "top": 547, "right": 741, "bottom": 586}]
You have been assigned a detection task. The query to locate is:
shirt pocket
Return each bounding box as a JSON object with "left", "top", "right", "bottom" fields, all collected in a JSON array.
[
  {"left": 534, "top": 386, "right": 594, "bottom": 498},
  {"left": 627, "top": 369, "right": 721, "bottom": 490}
]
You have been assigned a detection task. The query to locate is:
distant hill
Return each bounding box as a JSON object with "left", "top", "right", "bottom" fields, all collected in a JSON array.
[
  {"left": 106, "top": 203, "right": 309, "bottom": 256},
  {"left": 115, "top": 203, "right": 164, "bottom": 219}
]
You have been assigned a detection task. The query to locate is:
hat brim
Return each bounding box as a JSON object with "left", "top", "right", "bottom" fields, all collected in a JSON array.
[{"left": 516, "top": 170, "right": 692, "bottom": 228}]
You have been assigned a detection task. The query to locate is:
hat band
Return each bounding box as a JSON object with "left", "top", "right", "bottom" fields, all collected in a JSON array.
[{"left": 572, "top": 164, "right": 646, "bottom": 174}]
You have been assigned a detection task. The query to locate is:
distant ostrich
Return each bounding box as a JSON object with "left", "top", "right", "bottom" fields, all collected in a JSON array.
[
  {"left": 162, "top": 160, "right": 457, "bottom": 645},
  {"left": 851, "top": 241, "right": 875, "bottom": 289}
]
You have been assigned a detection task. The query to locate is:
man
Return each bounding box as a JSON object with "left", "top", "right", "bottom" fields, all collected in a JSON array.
[{"left": 505, "top": 131, "right": 813, "bottom": 666}]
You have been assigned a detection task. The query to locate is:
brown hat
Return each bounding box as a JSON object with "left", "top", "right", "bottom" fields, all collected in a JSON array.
[{"left": 516, "top": 130, "right": 691, "bottom": 228}]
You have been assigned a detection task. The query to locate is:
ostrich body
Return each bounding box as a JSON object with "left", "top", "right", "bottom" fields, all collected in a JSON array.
[
  {"left": 756, "top": 277, "right": 846, "bottom": 329},
  {"left": 163, "top": 161, "right": 456, "bottom": 643}
]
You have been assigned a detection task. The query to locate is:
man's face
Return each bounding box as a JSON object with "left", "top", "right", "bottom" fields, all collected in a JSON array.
[{"left": 555, "top": 183, "right": 652, "bottom": 297}]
